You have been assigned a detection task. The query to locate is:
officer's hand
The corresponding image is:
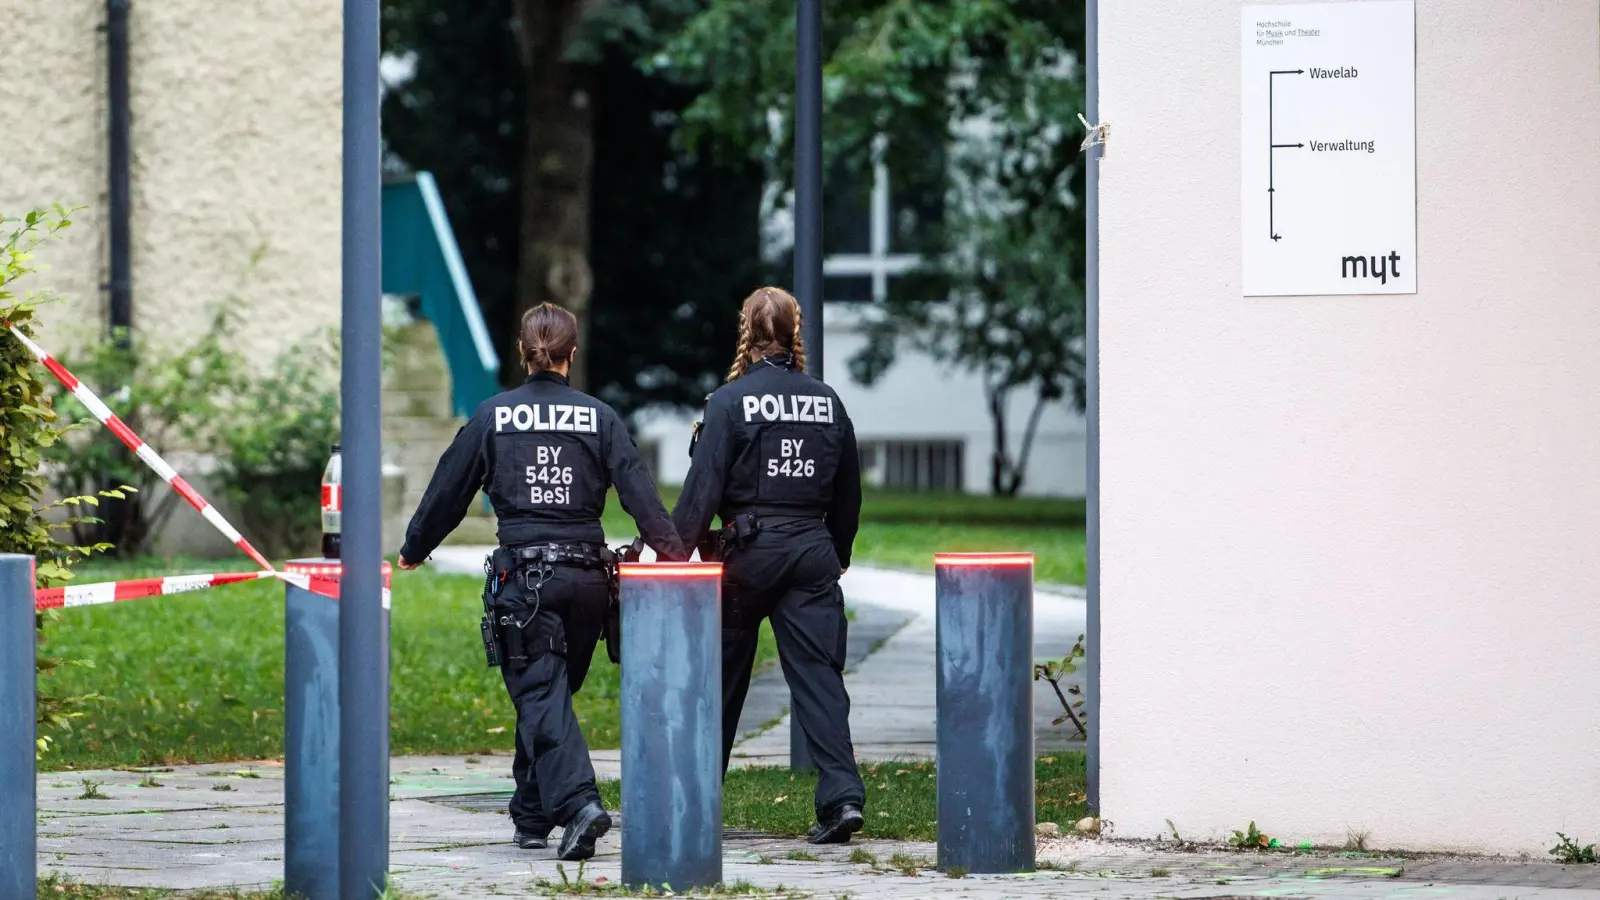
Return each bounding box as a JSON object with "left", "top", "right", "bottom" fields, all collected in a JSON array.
[
  {"left": 397, "top": 555, "right": 423, "bottom": 570},
  {"left": 841, "top": 568, "right": 848, "bottom": 576}
]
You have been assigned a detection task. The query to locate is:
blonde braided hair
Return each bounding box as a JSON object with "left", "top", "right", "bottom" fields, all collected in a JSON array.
[{"left": 726, "top": 286, "right": 807, "bottom": 381}]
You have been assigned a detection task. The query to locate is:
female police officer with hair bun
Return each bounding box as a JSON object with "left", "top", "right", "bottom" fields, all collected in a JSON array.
[
  {"left": 673, "top": 286, "right": 868, "bottom": 844},
  {"left": 398, "top": 302, "right": 686, "bottom": 861}
]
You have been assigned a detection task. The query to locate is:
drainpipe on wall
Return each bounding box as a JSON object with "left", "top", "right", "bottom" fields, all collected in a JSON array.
[
  {"left": 106, "top": 0, "right": 132, "bottom": 349},
  {"left": 102, "top": 0, "right": 134, "bottom": 551}
]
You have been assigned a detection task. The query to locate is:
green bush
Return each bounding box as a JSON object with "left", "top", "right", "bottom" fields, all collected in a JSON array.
[
  {"left": 44, "top": 307, "right": 241, "bottom": 555},
  {"left": 212, "top": 335, "right": 341, "bottom": 559},
  {"left": 39, "top": 252, "right": 339, "bottom": 561}
]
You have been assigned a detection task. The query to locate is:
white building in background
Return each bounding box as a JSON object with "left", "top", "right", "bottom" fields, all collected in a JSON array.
[
  {"left": 638, "top": 149, "right": 1086, "bottom": 497},
  {"left": 1099, "top": 0, "right": 1600, "bottom": 855}
]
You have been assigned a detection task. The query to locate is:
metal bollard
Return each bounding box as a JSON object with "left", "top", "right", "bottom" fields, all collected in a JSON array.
[
  {"left": 934, "top": 552, "right": 1035, "bottom": 875},
  {"left": 284, "top": 559, "right": 342, "bottom": 899},
  {"left": 283, "top": 560, "right": 390, "bottom": 900},
  {"left": 0, "top": 555, "right": 36, "bottom": 900},
  {"left": 619, "top": 562, "right": 723, "bottom": 891}
]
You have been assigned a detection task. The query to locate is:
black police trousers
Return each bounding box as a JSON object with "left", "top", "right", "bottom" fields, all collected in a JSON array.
[
  {"left": 494, "top": 562, "right": 611, "bottom": 835},
  {"left": 721, "top": 521, "right": 866, "bottom": 820}
]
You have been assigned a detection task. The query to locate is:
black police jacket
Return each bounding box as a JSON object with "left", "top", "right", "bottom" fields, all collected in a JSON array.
[
  {"left": 399, "top": 371, "right": 686, "bottom": 562},
  {"left": 672, "top": 354, "right": 862, "bottom": 568}
]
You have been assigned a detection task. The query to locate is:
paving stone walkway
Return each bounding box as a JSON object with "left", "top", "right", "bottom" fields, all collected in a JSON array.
[
  {"left": 35, "top": 559, "right": 1600, "bottom": 897},
  {"left": 37, "top": 757, "right": 1600, "bottom": 897}
]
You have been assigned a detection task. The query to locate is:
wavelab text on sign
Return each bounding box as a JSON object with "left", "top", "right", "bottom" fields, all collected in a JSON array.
[{"left": 1241, "top": 1, "right": 1416, "bottom": 296}]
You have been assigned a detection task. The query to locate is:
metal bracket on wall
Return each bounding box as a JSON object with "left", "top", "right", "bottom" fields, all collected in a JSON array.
[{"left": 1079, "top": 114, "right": 1110, "bottom": 157}]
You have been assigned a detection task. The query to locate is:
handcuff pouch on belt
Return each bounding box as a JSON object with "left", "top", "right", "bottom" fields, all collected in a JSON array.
[
  {"left": 603, "top": 538, "right": 644, "bottom": 665},
  {"left": 699, "top": 512, "right": 761, "bottom": 563}
]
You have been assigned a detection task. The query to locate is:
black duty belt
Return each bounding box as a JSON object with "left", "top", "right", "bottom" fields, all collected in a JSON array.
[
  {"left": 504, "top": 541, "right": 616, "bottom": 570},
  {"left": 701, "top": 512, "right": 823, "bottom": 561}
]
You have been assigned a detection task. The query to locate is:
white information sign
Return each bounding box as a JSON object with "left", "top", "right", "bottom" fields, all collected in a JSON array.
[{"left": 1241, "top": 1, "right": 1416, "bottom": 296}]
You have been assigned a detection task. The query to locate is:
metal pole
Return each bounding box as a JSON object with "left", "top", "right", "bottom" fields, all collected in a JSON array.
[
  {"left": 285, "top": 559, "right": 341, "bottom": 899},
  {"left": 1083, "top": 0, "right": 1102, "bottom": 815},
  {"left": 795, "top": 0, "right": 824, "bottom": 378},
  {"left": 934, "top": 553, "right": 1035, "bottom": 875},
  {"left": 790, "top": 0, "right": 824, "bottom": 774},
  {"left": 620, "top": 563, "right": 723, "bottom": 890},
  {"left": 0, "top": 555, "right": 36, "bottom": 900},
  {"left": 340, "top": 0, "right": 387, "bottom": 894},
  {"left": 105, "top": 0, "right": 132, "bottom": 347}
]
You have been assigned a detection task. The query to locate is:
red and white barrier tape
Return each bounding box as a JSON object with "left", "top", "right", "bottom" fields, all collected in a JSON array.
[
  {"left": 3, "top": 320, "right": 275, "bottom": 572},
  {"left": 35, "top": 571, "right": 277, "bottom": 611},
  {"left": 35, "top": 563, "right": 393, "bottom": 612}
]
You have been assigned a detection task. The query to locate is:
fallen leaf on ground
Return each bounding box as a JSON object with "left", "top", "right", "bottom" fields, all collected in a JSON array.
[
  {"left": 486, "top": 726, "right": 506, "bottom": 734},
  {"left": 774, "top": 795, "right": 788, "bottom": 803}
]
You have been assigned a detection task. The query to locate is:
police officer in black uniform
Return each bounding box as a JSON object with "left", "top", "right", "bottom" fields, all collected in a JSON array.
[
  {"left": 673, "top": 286, "right": 867, "bottom": 844},
  {"left": 398, "top": 302, "right": 686, "bottom": 860}
]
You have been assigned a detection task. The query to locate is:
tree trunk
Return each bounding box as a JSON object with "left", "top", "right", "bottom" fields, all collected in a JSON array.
[
  {"left": 988, "top": 383, "right": 1013, "bottom": 496},
  {"left": 1008, "top": 389, "right": 1052, "bottom": 497},
  {"left": 988, "top": 382, "right": 1048, "bottom": 498},
  {"left": 512, "top": 0, "right": 597, "bottom": 389}
]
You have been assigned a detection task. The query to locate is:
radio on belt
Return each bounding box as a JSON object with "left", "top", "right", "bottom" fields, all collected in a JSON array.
[{"left": 320, "top": 443, "right": 342, "bottom": 559}]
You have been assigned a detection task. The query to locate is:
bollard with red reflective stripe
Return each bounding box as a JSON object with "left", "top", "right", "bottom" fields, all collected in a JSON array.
[
  {"left": 934, "top": 552, "right": 1036, "bottom": 875},
  {"left": 1, "top": 554, "right": 36, "bottom": 900},
  {"left": 620, "top": 562, "right": 723, "bottom": 891},
  {"left": 283, "top": 559, "right": 390, "bottom": 899}
]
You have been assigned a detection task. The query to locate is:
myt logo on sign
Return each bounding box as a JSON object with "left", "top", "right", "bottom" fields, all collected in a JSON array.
[
  {"left": 742, "top": 394, "right": 835, "bottom": 424},
  {"left": 494, "top": 404, "right": 599, "bottom": 434}
]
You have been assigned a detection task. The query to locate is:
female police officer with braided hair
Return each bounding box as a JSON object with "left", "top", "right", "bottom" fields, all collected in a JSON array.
[
  {"left": 673, "top": 286, "right": 868, "bottom": 844},
  {"left": 398, "top": 302, "right": 686, "bottom": 860}
]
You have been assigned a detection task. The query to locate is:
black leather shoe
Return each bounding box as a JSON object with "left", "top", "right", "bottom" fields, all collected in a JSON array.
[
  {"left": 513, "top": 829, "right": 549, "bottom": 850},
  {"left": 557, "top": 802, "right": 612, "bottom": 861},
  {"left": 806, "top": 803, "right": 864, "bottom": 845}
]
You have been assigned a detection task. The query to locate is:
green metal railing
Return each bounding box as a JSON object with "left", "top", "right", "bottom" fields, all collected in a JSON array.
[{"left": 381, "top": 172, "right": 501, "bottom": 416}]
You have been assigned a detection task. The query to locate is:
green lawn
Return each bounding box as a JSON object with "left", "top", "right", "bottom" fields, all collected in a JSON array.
[
  {"left": 39, "top": 487, "right": 1076, "bottom": 770},
  {"left": 38, "top": 558, "right": 775, "bottom": 772},
  {"left": 595, "top": 486, "right": 1086, "bottom": 586},
  {"left": 598, "top": 754, "right": 1087, "bottom": 843}
]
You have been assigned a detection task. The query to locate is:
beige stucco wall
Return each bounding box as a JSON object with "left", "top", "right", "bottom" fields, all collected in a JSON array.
[
  {"left": 0, "top": 0, "right": 340, "bottom": 355},
  {"left": 1099, "top": 1, "right": 1600, "bottom": 853}
]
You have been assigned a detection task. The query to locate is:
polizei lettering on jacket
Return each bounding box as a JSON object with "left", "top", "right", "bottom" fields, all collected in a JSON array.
[
  {"left": 493, "top": 403, "right": 599, "bottom": 434},
  {"left": 742, "top": 394, "right": 835, "bottom": 424}
]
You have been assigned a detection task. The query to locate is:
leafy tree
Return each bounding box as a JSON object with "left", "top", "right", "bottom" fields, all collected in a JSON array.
[
  {"left": 585, "top": 49, "right": 767, "bottom": 414},
  {"left": 382, "top": 0, "right": 767, "bottom": 415},
  {"left": 212, "top": 333, "right": 342, "bottom": 559},
  {"left": 662, "top": 0, "right": 1087, "bottom": 495}
]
